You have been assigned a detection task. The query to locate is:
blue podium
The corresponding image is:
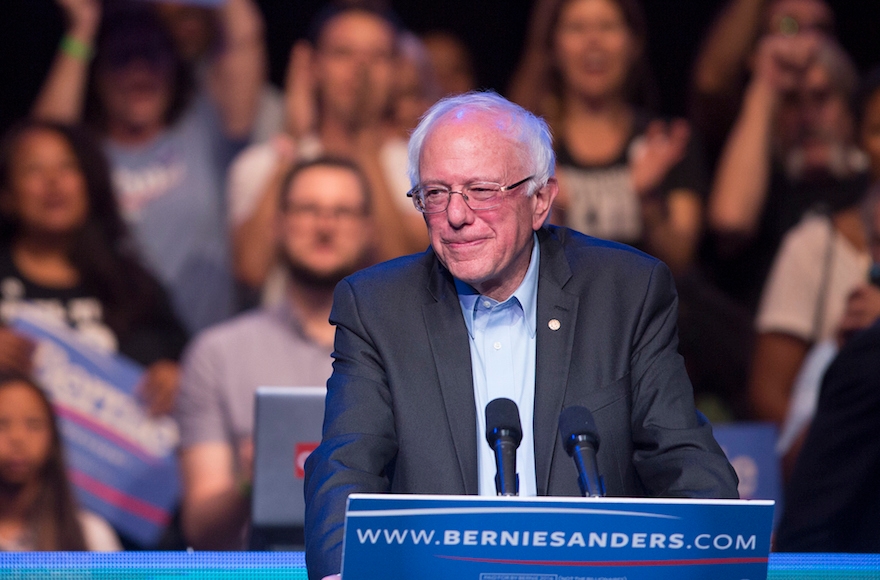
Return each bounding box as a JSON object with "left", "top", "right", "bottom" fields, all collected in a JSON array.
[{"left": 340, "top": 494, "right": 775, "bottom": 580}]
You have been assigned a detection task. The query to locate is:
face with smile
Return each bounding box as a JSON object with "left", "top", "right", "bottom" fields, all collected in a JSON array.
[
  {"left": 419, "top": 109, "right": 557, "bottom": 301},
  {"left": 313, "top": 11, "right": 396, "bottom": 127},
  {"left": 553, "top": 0, "right": 638, "bottom": 101},
  {"left": 2, "top": 128, "right": 89, "bottom": 237}
]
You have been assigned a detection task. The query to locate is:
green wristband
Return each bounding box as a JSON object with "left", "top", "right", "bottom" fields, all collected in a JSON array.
[{"left": 60, "top": 35, "right": 93, "bottom": 61}]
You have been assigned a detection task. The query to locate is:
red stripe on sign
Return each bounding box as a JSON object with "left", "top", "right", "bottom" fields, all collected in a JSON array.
[
  {"left": 53, "top": 404, "right": 160, "bottom": 464},
  {"left": 68, "top": 469, "right": 170, "bottom": 525},
  {"left": 437, "top": 555, "right": 769, "bottom": 567}
]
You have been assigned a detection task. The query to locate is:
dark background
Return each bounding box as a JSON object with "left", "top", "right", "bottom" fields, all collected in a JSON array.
[{"left": 3, "top": 0, "right": 880, "bottom": 132}]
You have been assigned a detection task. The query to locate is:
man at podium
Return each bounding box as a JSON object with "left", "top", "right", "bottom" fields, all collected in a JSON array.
[{"left": 304, "top": 91, "right": 738, "bottom": 580}]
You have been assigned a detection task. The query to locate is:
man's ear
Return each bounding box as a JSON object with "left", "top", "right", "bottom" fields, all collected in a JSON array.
[{"left": 531, "top": 177, "right": 559, "bottom": 230}]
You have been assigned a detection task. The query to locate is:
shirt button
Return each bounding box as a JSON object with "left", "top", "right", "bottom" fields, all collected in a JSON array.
[
  {"left": 482, "top": 300, "right": 491, "bottom": 308},
  {"left": 493, "top": 342, "right": 502, "bottom": 350}
]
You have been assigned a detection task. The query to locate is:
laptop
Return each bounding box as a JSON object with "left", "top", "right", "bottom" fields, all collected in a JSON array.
[{"left": 249, "top": 386, "right": 326, "bottom": 550}]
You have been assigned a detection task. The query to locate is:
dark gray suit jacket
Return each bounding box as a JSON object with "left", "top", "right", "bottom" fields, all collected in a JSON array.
[
  {"left": 304, "top": 226, "right": 738, "bottom": 579},
  {"left": 775, "top": 319, "right": 880, "bottom": 552}
]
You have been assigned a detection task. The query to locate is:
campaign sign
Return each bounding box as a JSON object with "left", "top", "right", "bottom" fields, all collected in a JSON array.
[
  {"left": 342, "top": 494, "right": 775, "bottom": 580},
  {"left": 713, "top": 423, "right": 783, "bottom": 528},
  {"left": 12, "top": 313, "right": 179, "bottom": 547}
]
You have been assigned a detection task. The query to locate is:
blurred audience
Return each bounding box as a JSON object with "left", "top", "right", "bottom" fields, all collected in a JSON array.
[
  {"left": 421, "top": 31, "right": 477, "bottom": 97},
  {"left": 691, "top": 0, "right": 835, "bottom": 167},
  {"left": 390, "top": 32, "right": 442, "bottom": 140},
  {"left": 0, "top": 120, "right": 188, "bottom": 416},
  {"left": 508, "top": 0, "right": 706, "bottom": 276},
  {"left": 6, "top": 0, "right": 880, "bottom": 555},
  {"left": 152, "top": 0, "right": 283, "bottom": 143},
  {"left": 750, "top": 72, "right": 880, "bottom": 441},
  {"left": 175, "top": 158, "right": 374, "bottom": 550},
  {"left": 705, "top": 35, "right": 868, "bottom": 313},
  {"left": 229, "top": 3, "right": 428, "bottom": 304},
  {"left": 0, "top": 371, "right": 121, "bottom": 551},
  {"left": 32, "top": 0, "right": 266, "bottom": 333}
]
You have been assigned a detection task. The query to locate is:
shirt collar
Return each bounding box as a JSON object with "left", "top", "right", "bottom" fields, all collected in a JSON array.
[{"left": 455, "top": 232, "right": 540, "bottom": 339}]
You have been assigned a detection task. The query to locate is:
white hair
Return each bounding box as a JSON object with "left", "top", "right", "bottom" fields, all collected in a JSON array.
[{"left": 406, "top": 91, "right": 555, "bottom": 195}]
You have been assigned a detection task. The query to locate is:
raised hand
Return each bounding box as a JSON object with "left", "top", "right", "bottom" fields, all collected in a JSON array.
[
  {"left": 751, "top": 30, "right": 823, "bottom": 94},
  {"left": 284, "top": 40, "right": 318, "bottom": 139},
  {"left": 137, "top": 359, "right": 180, "bottom": 417},
  {"left": 630, "top": 119, "right": 690, "bottom": 197}
]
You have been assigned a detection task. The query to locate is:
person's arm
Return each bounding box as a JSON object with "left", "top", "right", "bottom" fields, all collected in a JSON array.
[
  {"left": 178, "top": 441, "right": 252, "bottom": 550},
  {"left": 206, "top": 0, "right": 266, "bottom": 139},
  {"left": 229, "top": 137, "right": 297, "bottom": 289},
  {"left": 629, "top": 119, "right": 702, "bottom": 275},
  {"left": 692, "top": 0, "right": 767, "bottom": 97},
  {"left": 353, "top": 130, "right": 428, "bottom": 262},
  {"left": 283, "top": 40, "right": 317, "bottom": 140},
  {"left": 31, "top": 0, "right": 100, "bottom": 123},
  {"left": 641, "top": 189, "right": 703, "bottom": 276},
  {"left": 748, "top": 332, "right": 809, "bottom": 424},
  {"left": 507, "top": 0, "right": 563, "bottom": 113},
  {"left": 748, "top": 215, "right": 830, "bottom": 424},
  {"left": 304, "top": 279, "right": 398, "bottom": 580},
  {"left": 628, "top": 260, "right": 739, "bottom": 498},
  {"left": 708, "top": 33, "right": 821, "bottom": 244},
  {"left": 707, "top": 72, "right": 777, "bottom": 241},
  {"left": 174, "top": 330, "right": 250, "bottom": 549}
]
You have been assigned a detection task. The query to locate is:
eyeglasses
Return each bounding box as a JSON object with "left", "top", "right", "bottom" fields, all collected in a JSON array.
[{"left": 407, "top": 175, "right": 536, "bottom": 214}]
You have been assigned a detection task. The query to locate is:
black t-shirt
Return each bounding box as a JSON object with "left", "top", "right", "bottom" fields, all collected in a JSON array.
[
  {"left": 700, "top": 167, "right": 870, "bottom": 313},
  {"left": 0, "top": 246, "right": 188, "bottom": 366},
  {"left": 555, "top": 110, "right": 708, "bottom": 251}
]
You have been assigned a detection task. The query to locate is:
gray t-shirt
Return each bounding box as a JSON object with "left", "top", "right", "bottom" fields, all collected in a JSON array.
[
  {"left": 175, "top": 302, "right": 333, "bottom": 450},
  {"left": 105, "top": 94, "right": 240, "bottom": 334}
]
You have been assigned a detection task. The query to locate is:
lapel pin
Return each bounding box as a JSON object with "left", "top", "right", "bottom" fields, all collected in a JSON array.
[{"left": 548, "top": 319, "right": 561, "bottom": 331}]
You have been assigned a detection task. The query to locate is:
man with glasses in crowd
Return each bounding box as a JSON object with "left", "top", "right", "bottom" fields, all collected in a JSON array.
[
  {"left": 174, "top": 157, "right": 374, "bottom": 550},
  {"left": 304, "top": 92, "right": 738, "bottom": 580}
]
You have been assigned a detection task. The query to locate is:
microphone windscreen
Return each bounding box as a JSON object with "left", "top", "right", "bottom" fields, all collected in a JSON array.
[
  {"left": 485, "top": 398, "right": 523, "bottom": 446},
  {"left": 558, "top": 405, "right": 600, "bottom": 455}
]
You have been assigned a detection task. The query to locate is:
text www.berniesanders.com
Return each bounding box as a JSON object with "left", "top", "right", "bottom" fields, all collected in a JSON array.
[{"left": 355, "top": 529, "right": 758, "bottom": 551}]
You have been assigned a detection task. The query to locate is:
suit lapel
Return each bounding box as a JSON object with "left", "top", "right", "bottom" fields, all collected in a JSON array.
[
  {"left": 424, "top": 255, "right": 478, "bottom": 494},
  {"left": 534, "top": 228, "right": 579, "bottom": 495}
]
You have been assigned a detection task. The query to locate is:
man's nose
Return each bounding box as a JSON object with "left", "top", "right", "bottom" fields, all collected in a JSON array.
[{"left": 445, "top": 192, "right": 475, "bottom": 227}]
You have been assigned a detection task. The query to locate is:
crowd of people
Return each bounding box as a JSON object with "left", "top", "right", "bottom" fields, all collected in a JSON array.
[{"left": 1, "top": 0, "right": 878, "bottom": 556}]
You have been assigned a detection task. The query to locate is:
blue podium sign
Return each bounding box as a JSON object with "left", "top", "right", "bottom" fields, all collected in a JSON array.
[{"left": 342, "top": 495, "right": 774, "bottom": 580}]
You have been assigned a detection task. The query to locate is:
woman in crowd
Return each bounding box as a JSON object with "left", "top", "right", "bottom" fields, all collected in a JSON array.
[
  {"left": 0, "top": 371, "right": 120, "bottom": 551},
  {"left": 509, "top": 0, "right": 706, "bottom": 276},
  {"left": 32, "top": 0, "right": 265, "bottom": 332},
  {"left": 0, "top": 120, "right": 187, "bottom": 416}
]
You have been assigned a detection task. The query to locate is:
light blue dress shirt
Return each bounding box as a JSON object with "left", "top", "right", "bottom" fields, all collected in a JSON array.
[{"left": 455, "top": 234, "right": 540, "bottom": 496}]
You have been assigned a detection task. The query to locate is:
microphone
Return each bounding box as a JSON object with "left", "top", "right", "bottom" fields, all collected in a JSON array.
[
  {"left": 558, "top": 405, "right": 605, "bottom": 497},
  {"left": 485, "top": 398, "right": 522, "bottom": 496}
]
